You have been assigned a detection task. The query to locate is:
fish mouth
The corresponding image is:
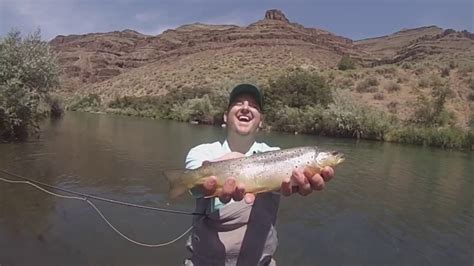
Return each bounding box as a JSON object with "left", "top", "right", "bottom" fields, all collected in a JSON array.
[{"left": 331, "top": 151, "right": 345, "bottom": 163}]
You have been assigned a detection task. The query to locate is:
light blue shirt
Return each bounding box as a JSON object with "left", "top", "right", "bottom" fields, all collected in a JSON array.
[{"left": 185, "top": 140, "right": 280, "bottom": 210}]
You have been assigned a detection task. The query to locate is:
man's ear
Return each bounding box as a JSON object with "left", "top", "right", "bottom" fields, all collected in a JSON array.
[
  {"left": 223, "top": 111, "right": 228, "bottom": 123},
  {"left": 258, "top": 115, "right": 264, "bottom": 129}
]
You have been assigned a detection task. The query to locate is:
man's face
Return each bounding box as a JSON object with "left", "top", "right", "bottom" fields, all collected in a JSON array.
[{"left": 224, "top": 93, "right": 262, "bottom": 136}]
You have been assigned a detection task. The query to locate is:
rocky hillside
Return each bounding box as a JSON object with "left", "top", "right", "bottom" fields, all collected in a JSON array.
[{"left": 50, "top": 9, "right": 474, "bottom": 127}]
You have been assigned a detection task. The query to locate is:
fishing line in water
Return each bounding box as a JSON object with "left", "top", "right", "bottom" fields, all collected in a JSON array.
[
  {"left": 0, "top": 169, "right": 200, "bottom": 248},
  {"left": 0, "top": 169, "right": 203, "bottom": 216}
]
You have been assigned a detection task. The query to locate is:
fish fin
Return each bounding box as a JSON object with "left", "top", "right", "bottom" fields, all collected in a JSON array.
[{"left": 164, "top": 170, "right": 188, "bottom": 199}]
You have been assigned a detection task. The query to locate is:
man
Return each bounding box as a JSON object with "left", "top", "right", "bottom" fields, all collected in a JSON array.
[{"left": 184, "top": 84, "right": 335, "bottom": 266}]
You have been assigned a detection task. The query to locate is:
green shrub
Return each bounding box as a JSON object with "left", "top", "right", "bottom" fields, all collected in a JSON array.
[
  {"left": 448, "top": 60, "right": 457, "bottom": 69},
  {"left": 69, "top": 94, "right": 101, "bottom": 111},
  {"left": 169, "top": 95, "right": 221, "bottom": 124},
  {"left": 401, "top": 62, "right": 412, "bottom": 69},
  {"left": 440, "top": 67, "right": 450, "bottom": 77},
  {"left": 264, "top": 69, "right": 333, "bottom": 122},
  {"left": 45, "top": 94, "right": 64, "bottom": 118},
  {"left": 269, "top": 105, "right": 325, "bottom": 134},
  {"left": 355, "top": 77, "right": 379, "bottom": 93},
  {"left": 468, "top": 93, "right": 474, "bottom": 101},
  {"left": 106, "top": 84, "right": 230, "bottom": 122},
  {"left": 340, "top": 78, "right": 354, "bottom": 89},
  {"left": 418, "top": 76, "right": 431, "bottom": 88},
  {"left": 387, "top": 101, "right": 398, "bottom": 114},
  {"left": 386, "top": 126, "right": 470, "bottom": 149},
  {"left": 337, "top": 55, "right": 356, "bottom": 70},
  {"left": 374, "top": 66, "right": 397, "bottom": 78},
  {"left": 468, "top": 77, "right": 474, "bottom": 91},
  {"left": 373, "top": 92, "right": 385, "bottom": 100},
  {"left": 321, "top": 91, "right": 393, "bottom": 140},
  {"left": 0, "top": 29, "right": 59, "bottom": 141},
  {"left": 383, "top": 81, "right": 401, "bottom": 92},
  {"left": 458, "top": 61, "right": 474, "bottom": 75},
  {"left": 411, "top": 84, "right": 453, "bottom": 127}
]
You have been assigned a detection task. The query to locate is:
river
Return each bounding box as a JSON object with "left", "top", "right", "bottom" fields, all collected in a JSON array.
[{"left": 0, "top": 112, "right": 472, "bottom": 265}]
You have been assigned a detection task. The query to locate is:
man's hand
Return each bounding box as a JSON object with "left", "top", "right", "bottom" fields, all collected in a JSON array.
[{"left": 280, "top": 166, "right": 335, "bottom": 196}]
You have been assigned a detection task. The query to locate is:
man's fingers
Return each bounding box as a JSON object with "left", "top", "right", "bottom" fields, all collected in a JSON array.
[
  {"left": 244, "top": 193, "right": 255, "bottom": 204},
  {"left": 308, "top": 173, "right": 325, "bottom": 191},
  {"left": 292, "top": 169, "right": 311, "bottom": 196},
  {"left": 321, "top": 166, "right": 335, "bottom": 182},
  {"left": 233, "top": 182, "right": 245, "bottom": 201},
  {"left": 219, "top": 177, "right": 236, "bottom": 203},
  {"left": 202, "top": 176, "right": 217, "bottom": 195},
  {"left": 281, "top": 177, "right": 292, "bottom": 196}
]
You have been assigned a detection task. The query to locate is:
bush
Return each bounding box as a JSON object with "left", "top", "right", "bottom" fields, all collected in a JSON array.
[
  {"left": 322, "top": 91, "right": 393, "bottom": 140},
  {"left": 355, "top": 77, "right": 379, "bottom": 93},
  {"left": 45, "top": 94, "right": 64, "bottom": 118},
  {"left": 458, "top": 61, "right": 474, "bottom": 75},
  {"left": 69, "top": 93, "right": 101, "bottom": 111},
  {"left": 383, "top": 81, "right": 401, "bottom": 92},
  {"left": 373, "top": 92, "right": 385, "bottom": 100},
  {"left": 441, "top": 67, "right": 450, "bottom": 77},
  {"left": 411, "top": 84, "right": 455, "bottom": 127},
  {"left": 106, "top": 86, "right": 229, "bottom": 122},
  {"left": 337, "top": 55, "right": 356, "bottom": 70},
  {"left": 375, "top": 66, "right": 397, "bottom": 78},
  {"left": 269, "top": 105, "right": 325, "bottom": 134},
  {"left": 264, "top": 69, "right": 333, "bottom": 122},
  {"left": 468, "top": 93, "right": 474, "bottom": 101},
  {"left": 468, "top": 77, "right": 474, "bottom": 91},
  {"left": 418, "top": 76, "right": 431, "bottom": 88},
  {"left": 169, "top": 95, "right": 220, "bottom": 124},
  {"left": 385, "top": 126, "right": 470, "bottom": 149},
  {"left": 0, "top": 29, "right": 59, "bottom": 141},
  {"left": 387, "top": 101, "right": 398, "bottom": 113}
]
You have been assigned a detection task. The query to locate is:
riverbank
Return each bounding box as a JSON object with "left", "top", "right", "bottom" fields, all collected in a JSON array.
[
  {"left": 66, "top": 105, "right": 473, "bottom": 150},
  {"left": 66, "top": 70, "right": 473, "bottom": 150}
]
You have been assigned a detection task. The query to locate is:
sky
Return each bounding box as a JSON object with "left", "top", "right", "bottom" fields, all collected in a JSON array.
[{"left": 1, "top": 0, "right": 473, "bottom": 41}]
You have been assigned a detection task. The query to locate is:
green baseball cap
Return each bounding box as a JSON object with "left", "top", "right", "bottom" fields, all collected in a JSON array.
[{"left": 228, "top": 84, "right": 263, "bottom": 111}]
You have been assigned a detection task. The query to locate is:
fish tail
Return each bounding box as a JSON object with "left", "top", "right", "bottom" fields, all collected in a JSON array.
[{"left": 164, "top": 170, "right": 188, "bottom": 199}]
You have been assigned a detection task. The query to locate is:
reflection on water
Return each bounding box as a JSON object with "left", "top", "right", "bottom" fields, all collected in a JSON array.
[{"left": 0, "top": 112, "right": 472, "bottom": 265}]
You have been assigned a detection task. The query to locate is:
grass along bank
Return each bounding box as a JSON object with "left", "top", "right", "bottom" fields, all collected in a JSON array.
[{"left": 68, "top": 69, "right": 473, "bottom": 150}]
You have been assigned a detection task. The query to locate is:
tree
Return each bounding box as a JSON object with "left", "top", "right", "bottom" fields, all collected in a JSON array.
[{"left": 0, "top": 29, "right": 60, "bottom": 140}]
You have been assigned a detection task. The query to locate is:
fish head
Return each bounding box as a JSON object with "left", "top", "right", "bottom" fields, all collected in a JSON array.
[{"left": 313, "top": 150, "right": 345, "bottom": 169}]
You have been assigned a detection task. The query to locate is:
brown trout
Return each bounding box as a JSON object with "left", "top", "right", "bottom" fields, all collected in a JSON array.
[{"left": 166, "top": 146, "right": 344, "bottom": 198}]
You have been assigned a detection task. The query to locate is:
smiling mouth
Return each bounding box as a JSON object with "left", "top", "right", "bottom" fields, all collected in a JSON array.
[{"left": 237, "top": 115, "right": 252, "bottom": 122}]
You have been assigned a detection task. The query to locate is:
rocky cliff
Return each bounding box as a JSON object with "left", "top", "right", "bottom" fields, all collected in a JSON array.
[{"left": 49, "top": 9, "right": 474, "bottom": 127}]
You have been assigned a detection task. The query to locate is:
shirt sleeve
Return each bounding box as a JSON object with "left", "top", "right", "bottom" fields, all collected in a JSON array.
[
  {"left": 260, "top": 143, "right": 280, "bottom": 152},
  {"left": 185, "top": 143, "right": 218, "bottom": 197},
  {"left": 185, "top": 144, "right": 212, "bottom": 170}
]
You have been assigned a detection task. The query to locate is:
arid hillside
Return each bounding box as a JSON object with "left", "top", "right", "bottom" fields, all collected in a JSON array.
[{"left": 50, "top": 9, "right": 474, "bottom": 128}]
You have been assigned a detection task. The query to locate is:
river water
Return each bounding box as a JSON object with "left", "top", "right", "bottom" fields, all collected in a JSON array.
[{"left": 0, "top": 112, "right": 472, "bottom": 265}]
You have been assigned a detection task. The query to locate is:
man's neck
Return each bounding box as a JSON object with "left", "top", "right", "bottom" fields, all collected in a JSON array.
[{"left": 227, "top": 133, "right": 256, "bottom": 154}]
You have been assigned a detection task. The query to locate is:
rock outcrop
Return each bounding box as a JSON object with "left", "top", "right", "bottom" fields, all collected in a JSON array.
[{"left": 264, "top": 9, "right": 290, "bottom": 23}]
